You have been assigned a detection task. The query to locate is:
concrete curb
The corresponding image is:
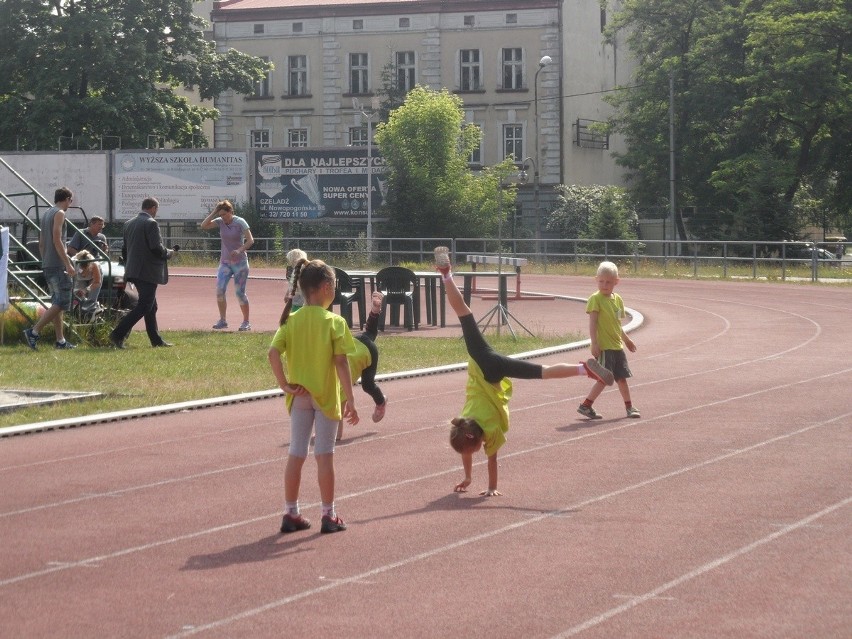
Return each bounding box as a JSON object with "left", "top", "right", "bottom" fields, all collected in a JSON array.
[{"left": 1, "top": 293, "right": 642, "bottom": 437}]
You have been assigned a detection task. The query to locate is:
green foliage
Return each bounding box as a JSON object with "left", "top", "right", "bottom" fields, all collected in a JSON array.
[
  {"left": 373, "top": 86, "right": 518, "bottom": 238},
  {"left": 0, "top": 0, "right": 270, "bottom": 150},
  {"left": 548, "top": 184, "right": 638, "bottom": 253},
  {"left": 604, "top": 0, "right": 851, "bottom": 241}
]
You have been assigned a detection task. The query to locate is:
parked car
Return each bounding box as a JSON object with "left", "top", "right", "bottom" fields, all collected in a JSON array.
[{"left": 786, "top": 245, "right": 840, "bottom": 264}]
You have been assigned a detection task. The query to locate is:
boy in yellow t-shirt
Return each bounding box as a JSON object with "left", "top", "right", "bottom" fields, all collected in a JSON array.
[
  {"left": 577, "top": 260, "right": 639, "bottom": 420},
  {"left": 433, "top": 247, "right": 614, "bottom": 496}
]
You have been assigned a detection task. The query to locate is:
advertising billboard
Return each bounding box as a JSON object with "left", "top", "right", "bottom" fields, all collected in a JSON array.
[
  {"left": 253, "top": 148, "right": 387, "bottom": 220},
  {"left": 0, "top": 152, "right": 109, "bottom": 223},
  {"left": 114, "top": 151, "right": 248, "bottom": 221}
]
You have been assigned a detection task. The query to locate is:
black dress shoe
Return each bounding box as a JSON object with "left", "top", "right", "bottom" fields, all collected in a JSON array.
[
  {"left": 152, "top": 341, "right": 174, "bottom": 347},
  {"left": 109, "top": 334, "right": 126, "bottom": 349}
]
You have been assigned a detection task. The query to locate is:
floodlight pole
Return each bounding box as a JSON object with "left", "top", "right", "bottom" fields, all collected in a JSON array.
[
  {"left": 533, "top": 55, "right": 552, "bottom": 255},
  {"left": 354, "top": 98, "right": 378, "bottom": 244}
]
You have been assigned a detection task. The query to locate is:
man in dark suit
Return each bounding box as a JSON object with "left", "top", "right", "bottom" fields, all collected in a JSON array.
[{"left": 109, "top": 197, "right": 175, "bottom": 348}]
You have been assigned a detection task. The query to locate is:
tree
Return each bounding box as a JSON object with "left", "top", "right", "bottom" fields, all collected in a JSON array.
[
  {"left": 0, "top": 0, "right": 270, "bottom": 150},
  {"left": 548, "top": 184, "right": 639, "bottom": 255},
  {"left": 604, "top": 0, "right": 851, "bottom": 240},
  {"left": 373, "top": 86, "right": 517, "bottom": 238}
]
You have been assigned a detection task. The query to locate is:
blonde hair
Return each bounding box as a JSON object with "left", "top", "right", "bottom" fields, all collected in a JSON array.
[
  {"left": 286, "top": 248, "right": 307, "bottom": 266},
  {"left": 73, "top": 250, "right": 96, "bottom": 264},
  {"left": 597, "top": 261, "right": 619, "bottom": 278}
]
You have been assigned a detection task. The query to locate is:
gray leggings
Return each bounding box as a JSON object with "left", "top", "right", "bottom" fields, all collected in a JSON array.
[{"left": 289, "top": 394, "right": 338, "bottom": 457}]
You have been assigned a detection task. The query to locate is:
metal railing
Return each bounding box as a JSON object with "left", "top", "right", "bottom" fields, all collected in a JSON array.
[{"left": 122, "top": 234, "right": 849, "bottom": 282}]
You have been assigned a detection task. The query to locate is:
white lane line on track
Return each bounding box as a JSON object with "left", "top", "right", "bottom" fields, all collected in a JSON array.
[
  {"left": 548, "top": 495, "right": 852, "bottom": 639},
  {"left": 5, "top": 363, "right": 850, "bottom": 519},
  {"left": 164, "top": 411, "right": 852, "bottom": 638},
  {"left": 0, "top": 419, "right": 282, "bottom": 473}
]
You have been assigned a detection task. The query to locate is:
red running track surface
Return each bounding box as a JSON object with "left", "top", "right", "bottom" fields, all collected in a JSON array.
[{"left": 1, "top": 275, "right": 850, "bottom": 637}]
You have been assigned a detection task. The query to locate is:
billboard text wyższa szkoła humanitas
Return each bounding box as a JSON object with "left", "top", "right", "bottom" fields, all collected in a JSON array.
[{"left": 254, "top": 149, "right": 387, "bottom": 220}]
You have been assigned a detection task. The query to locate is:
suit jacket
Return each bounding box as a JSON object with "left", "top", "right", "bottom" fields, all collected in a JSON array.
[{"left": 122, "top": 212, "right": 170, "bottom": 285}]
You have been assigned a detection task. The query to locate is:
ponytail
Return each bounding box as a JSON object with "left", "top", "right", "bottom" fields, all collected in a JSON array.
[
  {"left": 278, "top": 258, "right": 334, "bottom": 326},
  {"left": 279, "top": 258, "right": 308, "bottom": 326}
]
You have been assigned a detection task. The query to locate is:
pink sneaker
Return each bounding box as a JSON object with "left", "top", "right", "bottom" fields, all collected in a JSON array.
[
  {"left": 583, "top": 358, "right": 614, "bottom": 386},
  {"left": 434, "top": 246, "right": 451, "bottom": 277},
  {"left": 372, "top": 398, "right": 387, "bottom": 423}
]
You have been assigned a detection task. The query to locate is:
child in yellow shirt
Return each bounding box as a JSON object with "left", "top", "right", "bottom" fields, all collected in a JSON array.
[
  {"left": 268, "top": 258, "right": 359, "bottom": 534},
  {"left": 434, "top": 247, "right": 614, "bottom": 496}
]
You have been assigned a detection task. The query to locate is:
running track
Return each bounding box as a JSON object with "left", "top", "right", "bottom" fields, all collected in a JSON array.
[{"left": 1, "top": 276, "right": 850, "bottom": 637}]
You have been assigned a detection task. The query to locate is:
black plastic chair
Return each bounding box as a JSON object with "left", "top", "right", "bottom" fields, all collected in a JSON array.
[
  {"left": 329, "top": 267, "right": 365, "bottom": 329},
  {"left": 375, "top": 266, "right": 419, "bottom": 331}
]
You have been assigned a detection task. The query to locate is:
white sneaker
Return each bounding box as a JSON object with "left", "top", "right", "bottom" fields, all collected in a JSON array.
[
  {"left": 238, "top": 321, "right": 251, "bottom": 332},
  {"left": 212, "top": 319, "right": 228, "bottom": 330}
]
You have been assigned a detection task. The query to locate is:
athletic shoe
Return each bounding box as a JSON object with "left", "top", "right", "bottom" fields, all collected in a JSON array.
[
  {"left": 372, "top": 398, "right": 387, "bottom": 423},
  {"left": 54, "top": 340, "right": 77, "bottom": 349},
  {"left": 577, "top": 404, "right": 603, "bottom": 420},
  {"left": 212, "top": 319, "right": 228, "bottom": 330},
  {"left": 626, "top": 406, "right": 641, "bottom": 418},
  {"left": 434, "top": 246, "right": 451, "bottom": 277},
  {"left": 280, "top": 513, "right": 311, "bottom": 533},
  {"left": 583, "top": 359, "right": 614, "bottom": 386},
  {"left": 23, "top": 328, "right": 38, "bottom": 350},
  {"left": 109, "top": 333, "right": 126, "bottom": 349},
  {"left": 238, "top": 321, "right": 251, "bottom": 331},
  {"left": 320, "top": 514, "right": 347, "bottom": 534}
]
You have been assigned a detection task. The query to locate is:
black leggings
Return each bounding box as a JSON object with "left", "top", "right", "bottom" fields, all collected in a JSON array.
[
  {"left": 356, "top": 311, "right": 385, "bottom": 405},
  {"left": 461, "top": 314, "right": 542, "bottom": 384}
]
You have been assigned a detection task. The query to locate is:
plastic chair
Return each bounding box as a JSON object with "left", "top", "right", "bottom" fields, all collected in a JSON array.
[
  {"left": 329, "top": 267, "right": 365, "bottom": 329},
  {"left": 375, "top": 266, "right": 419, "bottom": 331}
]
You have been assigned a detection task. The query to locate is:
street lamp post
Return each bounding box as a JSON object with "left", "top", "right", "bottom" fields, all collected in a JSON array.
[
  {"left": 354, "top": 98, "right": 379, "bottom": 243},
  {"left": 533, "top": 55, "right": 552, "bottom": 255}
]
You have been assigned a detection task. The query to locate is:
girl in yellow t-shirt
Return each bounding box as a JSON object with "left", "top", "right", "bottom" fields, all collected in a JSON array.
[
  {"left": 268, "top": 258, "right": 359, "bottom": 535},
  {"left": 433, "top": 247, "right": 614, "bottom": 496}
]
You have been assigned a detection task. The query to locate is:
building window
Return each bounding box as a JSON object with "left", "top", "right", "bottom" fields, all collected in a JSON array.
[
  {"left": 288, "top": 55, "right": 308, "bottom": 96},
  {"left": 288, "top": 129, "right": 308, "bottom": 147},
  {"left": 460, "top": 49, "right": 481, "bottom": 91},
  {"left": 253, "top": 57, "right": 271, "bottom": 97},
  {"left": 350, "top": 126, "right": 369, "bottom": 147},
  {"left": 353, "top": 19, "right": 363, "bottom": 30},
  {"left": 399, "top": 17, "right": 410, "bottom": 28},
  {"left": 600, "top": 8, "right": 607, "bottom": 32},
  {"left": 502, "top": 48, "right": 523, "bottom": 90},
  {"left": 463, "top": 15, "right": 475, "bottom": 27},
  {"left": 251, "top": 129, "right": 271, "bottom": 148},
  {"left": 253, "top": 24, "right": 264, "bottom": 34},
  {"left": 506, "top": 14, "right": 517, "bottom": 24},
  {"left": 465, "top": 123, "right": 483, "bottom": 166},
  {"left": 349, "top": 53, "right": 369, "bottom": 95},
  {"left": 293, "top": 22, "right": 303, "bottom": 33},
  {"left": 396, "top": 51, "right": 416, "bottom": 93},
  {"left": 503, "top": 124, "right": 523, "bottom": 161}
]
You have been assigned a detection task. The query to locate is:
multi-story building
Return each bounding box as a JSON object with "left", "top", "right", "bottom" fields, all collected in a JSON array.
[{"left": 210, "top": 0, "right": 632, "bottom": 232}]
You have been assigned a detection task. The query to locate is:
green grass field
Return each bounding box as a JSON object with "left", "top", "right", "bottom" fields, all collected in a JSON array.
[{"left": 0, "top": 329, "right": 579, "bottom": 428}]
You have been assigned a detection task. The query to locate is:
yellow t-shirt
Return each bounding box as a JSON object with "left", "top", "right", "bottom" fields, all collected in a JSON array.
[
  {"left": 339, "top": 338, "right": 372, "bottom": 403},
  {"left": 586, "top": 291, "right": 625, "bottom": 351},
  {"left": 270, "top": 306, "right": 356, "bottom": 420},
  {"left": 460, "top": 359, "right": 513, "bottom": 456}
]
